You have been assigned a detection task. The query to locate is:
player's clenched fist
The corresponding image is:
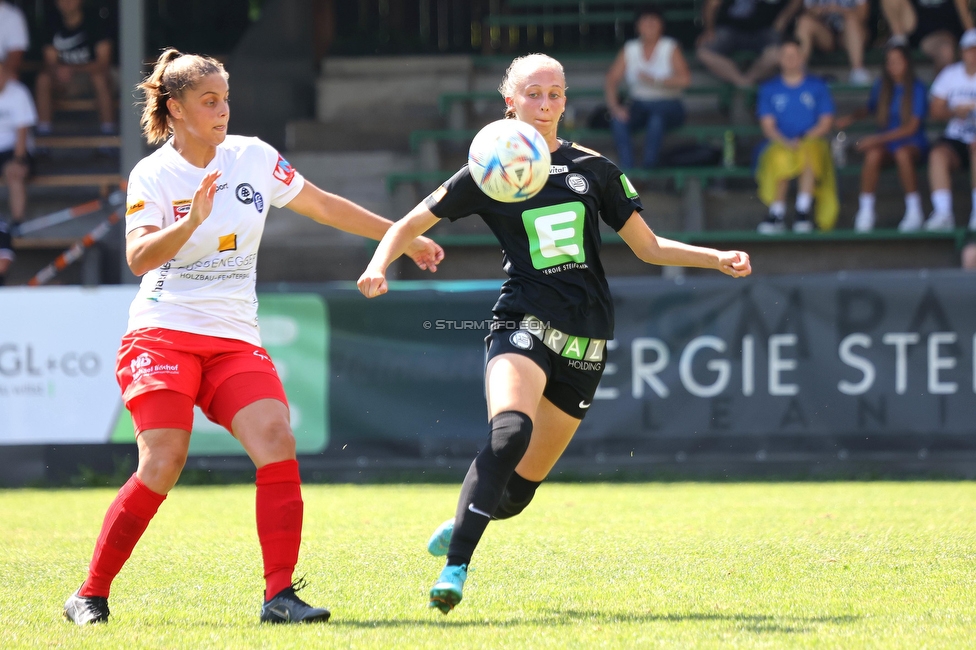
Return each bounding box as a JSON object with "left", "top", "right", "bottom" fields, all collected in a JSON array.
[{"left": 358, "top": 269, "right": 388, "bottom": 298}]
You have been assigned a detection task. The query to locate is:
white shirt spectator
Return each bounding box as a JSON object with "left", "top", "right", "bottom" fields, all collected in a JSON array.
[
  {"left": 0, "top": 77, "right": 36, "bottom": 152},
  {"left": 624, "top": 36, "right": 681, "bottom": 100},
  {"left": 0, "top": 1, "right": 30, "bottom": 62},
  {"left": 931, "top": 62, "right": 976, "bottom": 143}
]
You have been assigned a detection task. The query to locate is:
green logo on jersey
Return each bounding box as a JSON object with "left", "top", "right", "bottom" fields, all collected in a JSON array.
[
  {"left": 521, "top": 201, "right": 586, "bottom": 270},
  {"left": 620, "top": 174, "right": 639, "bottom": 199}
]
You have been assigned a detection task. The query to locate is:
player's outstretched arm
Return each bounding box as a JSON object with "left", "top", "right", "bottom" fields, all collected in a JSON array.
[
  {"left": 618, "top": 212, "right": 751, "bottom": 278},
  {"left": 285, "top": 181, "right": 443, "bottom": 272},
  {"left": 358, "top": 204, "right": 441, "bottom": 298},
  {"left": 126, "top": 170, "right": 221, "bottom": 276}
]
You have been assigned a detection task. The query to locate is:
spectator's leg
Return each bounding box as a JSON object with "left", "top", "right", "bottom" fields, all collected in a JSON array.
[
  {"left": 610, "top": 106, "right": 636, "bottom": 170},
  {"left": 926, "top": 143, "right": 958, "bottom": 229},
  {"left": 892, "top": 145, "right": 919, "bottom": 194},
  {"left": 797, "top": 163, "right": 815, "bottom": 215},
  {"left": 90, "top": 70, "right": 116, "bottom": 132},
  {"left": 2, "top": 160, "right": 28, "bottom": 224},
  {"left": 962, "top": 242, "right": 976, "bottom": 268},
  {"left": 921, "top": 32, "right": 957, "bottom": 73},
  {"left": 35, "top": 71, "right": 54, "bottom": 133},
  {"left": 880, "top": 0, "right": 916, "bottom": 39},
  {"left": 855, "top": 145, "right": 886, "bottom": 230},
  {"left": 640, "top": 101, "right": 670, "bottom": 168},
  {"left": 745, "top": 46, "right": 782, "bottom": 86},
  {"left": 796, "top": 15, "right": 834, "bottom": 61},
  {"left": 968, "top": 143, "right": 976, "bottom": 229},
  {"left": 842, "top": 12, "right": 867, "bottom": 73},
  {"left": 696, "top": 46, "right": 749, "bottom": 88},
  {"left": 771, "top": 179, "right": 790, "bottom": 218}
]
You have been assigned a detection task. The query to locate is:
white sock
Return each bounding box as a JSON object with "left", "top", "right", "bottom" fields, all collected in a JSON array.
[
  {"left": 905, "top": 192, "right": 921, "bottom": 214},
  {"left": 932, "top": 189, "right": 952, "bottom": 216},
  {"left": 770, "top": 201, "right": 786, "bottom": 218},
  {"left": 796, "top": 192, "right": 813, "bottom": 213},
  {"left": 859, "top": 193, "right": 875, "bottom": 213}
]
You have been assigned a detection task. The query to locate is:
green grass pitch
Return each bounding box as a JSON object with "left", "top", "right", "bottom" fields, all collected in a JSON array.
[{"left": 2, "top": 482, "right": 974, "bottom": 648}]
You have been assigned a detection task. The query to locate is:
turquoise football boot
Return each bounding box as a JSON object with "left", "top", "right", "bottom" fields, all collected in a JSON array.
[
  {"left": 426, "top": 518, "right": 454, "bottom": 557},
  {"left": 428, "top": 564, "right": 467, "bottom": 614}
]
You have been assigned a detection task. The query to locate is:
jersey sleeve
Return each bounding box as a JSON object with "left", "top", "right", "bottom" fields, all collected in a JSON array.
[
  {"left": 252, "top": 139, "right": 305, "bottom": 208},
  {"left": 867, "top": 80, "right": 880, "bottom": 114},
  {"left": 600, "top": 165, "right": 643, "bottom": 231},
  {"left": 930, "top": 67, "right": 952, "bottom": 101},
  {"left": 757, "top": 82, "right": 773, "bottom": 119},
  {"left": 13, "top": 85, "right": 37, "bottom": 128},
  {"left": 124, "top": 164, "right": 166, "bottom": 234},
  {"left": 912, "top": 80, "right": 928, "bottom": 118},
  {"left": 423, "top": 166, "right": 489, "bottom": 221},
  {"left": 816, "top": 80, "right": 835, "bottom": 116}
]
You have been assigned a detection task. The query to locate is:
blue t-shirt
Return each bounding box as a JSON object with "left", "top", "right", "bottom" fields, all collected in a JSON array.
[
  {"left": 757, "top": 75, "right": 835, "bottom": 139},
  {"left": 867, "top": 78, "right": 928, "bottom": 152}
]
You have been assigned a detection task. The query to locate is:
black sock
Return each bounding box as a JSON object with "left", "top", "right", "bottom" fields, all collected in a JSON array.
[
  {"left": 446, "top": 411, "right": 532, "bottom": 567},
  {"left": 493, "top": 471, "right": 542, "bottom": 520}
]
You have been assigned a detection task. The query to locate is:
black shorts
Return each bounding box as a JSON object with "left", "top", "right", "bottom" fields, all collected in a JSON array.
[
  {"left": 705, "top": 26, "right": 780, "bottom": 56},
  {"left": 485, "top": 314, "right": 607, "bottom": 420},
  {"left": 935, "top": 137, "right": 972, "bottom": 168},
  {"left": 0, "top": 149, "right": 35, "bottom": 176}
]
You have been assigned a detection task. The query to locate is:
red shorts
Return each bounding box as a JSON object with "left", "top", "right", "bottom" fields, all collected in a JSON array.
[{"left": 116, "top": 327, "right": 287, "bottom": 434}]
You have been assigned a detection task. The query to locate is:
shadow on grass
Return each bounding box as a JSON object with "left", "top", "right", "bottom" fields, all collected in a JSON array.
[{"left": 330, "top": 609, "right": 861, "bottom": 633}]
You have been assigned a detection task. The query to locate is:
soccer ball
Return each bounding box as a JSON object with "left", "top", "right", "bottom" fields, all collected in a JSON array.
[{"left": 467, "top": 119, "right": 551, "bottom": 203}]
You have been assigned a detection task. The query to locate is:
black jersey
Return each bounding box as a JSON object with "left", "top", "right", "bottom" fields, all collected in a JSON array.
[{"left": 425, "top": 139, "right": 642, "bottom": 340}]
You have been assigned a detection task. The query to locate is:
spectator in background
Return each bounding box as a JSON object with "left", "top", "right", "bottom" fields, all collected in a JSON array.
[
  {"left": 0, "top": 57, "right": 37, "bottom": 228},
  {"left": 604, "top": 8, "right": 691, "bottom": 169},
  {"left": 0, "top": 1, "right": 29, "bottom": 78},
  {"left": 35, "top": 0, "right": 115, "bottom": 136},
  {"left": 756, "top": 39, "right": 837, "bottom": 233},
  {"left": 836, "top": 46, "right": 927, "bottom": 231},
  {"left": 910, "top": 29, "right": 976, "bottom": 231},
  {"left": 697, "top": 0, "right": 803, "bottom": 88},
  {"left": 883, "top": 0, "right": 973, "bottom": 73},
  {"left": 795, "top": 0, "right": 872, "bottom": 84}
]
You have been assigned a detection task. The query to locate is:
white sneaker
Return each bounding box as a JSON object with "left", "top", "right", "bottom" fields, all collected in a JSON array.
[
  {"left": 898, "top": 209, "right": 924, "bottom": 232},
  {"left": 853, "top": 208, "right": 875, "bottom": 232},
  {"left": 923, "top": 211, "right": 955, "bottom": 231},
  {"left": 849, "top": 68, "right": 872, "bottom": 85},
  {"left": 757, "top": 215, "right": 785, "bottom": 234}
]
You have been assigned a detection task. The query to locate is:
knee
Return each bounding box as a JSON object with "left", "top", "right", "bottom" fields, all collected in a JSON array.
[
  {"left": 264, "top": 417, "right": 297, "bottom": 458},
  {"left": 929, "top": 147, "right": 949, "bottom": 169},
  {"left": 487, "top": 411, "right": 533, "bottom": 463},
  {"left": 141, "top": 445, "right": 188, "bottom": 484}
]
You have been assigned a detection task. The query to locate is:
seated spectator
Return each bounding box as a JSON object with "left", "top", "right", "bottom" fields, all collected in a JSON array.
[
  {"left": 696, "top": 0, "right": 803, "bottom": 88},
  {"left": 35, "top": 0, "right": 115, "bottom": 136},
  {"left": 604, "top": 8, "right": 691, "bottom": 169},
  {"left": 835, "top": 46, "right": 927, "bottom": 231},
  {"left": 911, "top": 29, "right": 976, "bottom": 231},
  {"left": 883, "top": 0, "right": 973, "bottom": 73},
  {"left": 0, "top": 0, "right": 29, "bottom": 79},
  {"left": 756, "top": 39, "right": 837, "bottom": 233},
  {"left": 0, "top": 57, "right": 37, "bottom": 228},
  {"left": 795, "top": 0, "right": 872, "bottom": 84}
]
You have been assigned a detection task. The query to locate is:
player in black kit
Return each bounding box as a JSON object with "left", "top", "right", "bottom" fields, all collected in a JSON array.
[{"left": 358, "top": 53, "right": 752, "bottom": 614}]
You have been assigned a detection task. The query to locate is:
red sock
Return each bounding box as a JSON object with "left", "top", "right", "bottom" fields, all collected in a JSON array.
[
  {"left": 80, "top": 474, "right": 166, "bottom": 598},
  {"left": 256, "top": 459, "right": 303, "bottom": 600}
]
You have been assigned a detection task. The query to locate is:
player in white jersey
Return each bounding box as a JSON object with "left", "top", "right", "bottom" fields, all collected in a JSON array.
[{"left": 63, "top": 48, "right": 444, "bottom": 626}]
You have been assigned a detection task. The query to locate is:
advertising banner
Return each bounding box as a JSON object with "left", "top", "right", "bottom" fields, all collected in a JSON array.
[
  {"left": 4, "top": 270, "right": 976, "bottom": 458},
  {"left": 1, "top": 288, "right": 327, "bottom": 454}
]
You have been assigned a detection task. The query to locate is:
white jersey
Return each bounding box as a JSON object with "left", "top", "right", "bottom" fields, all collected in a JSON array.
[
  {"left": 124, "top": 135, "right": 305, "bottom": 346},
  {"left": 0, "top": 79, "right": 37, "bottom": 152},
  {"left": 0, "top": 2, "right": 30, "bottom": 62},
  {"left": 623, "top": 37, "right": 681, "bottom": 101},
  {"left": 930, "top": 62, "right": 976, "bottom": 144}
]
